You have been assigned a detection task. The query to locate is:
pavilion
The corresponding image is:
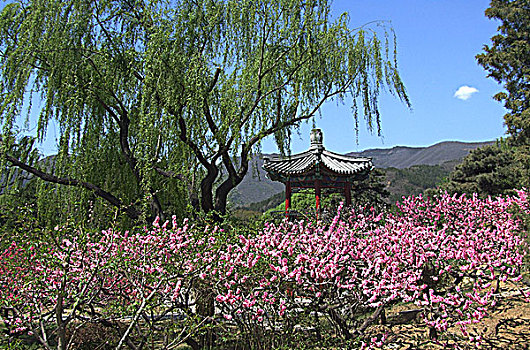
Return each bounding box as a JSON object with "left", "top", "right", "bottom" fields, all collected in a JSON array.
[{"left": 263, "top": 129, "right": 373, "bottom": 219}]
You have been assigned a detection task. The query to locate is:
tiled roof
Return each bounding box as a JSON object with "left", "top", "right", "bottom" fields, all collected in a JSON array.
[{"left": 263, "top": 149, "right": 372, "bottom": 176}]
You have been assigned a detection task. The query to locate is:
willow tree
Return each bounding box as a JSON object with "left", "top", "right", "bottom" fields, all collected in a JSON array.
[{"left": 0, "top": 0, "right": 409, "bottom": 222}]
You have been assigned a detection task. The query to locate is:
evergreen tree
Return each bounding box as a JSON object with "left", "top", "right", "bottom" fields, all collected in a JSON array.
[
  {"left": 442, "top": 143, "right": 519, "bottom": 196},
  {"left": 477, "top": 0, "right": 530, "bottom": 147},
  {"left": 350, "top": 168, "right": 390, "bottom": 208},
  {"left": 477, "top": 0, "right": 530, "bottom": 188}
]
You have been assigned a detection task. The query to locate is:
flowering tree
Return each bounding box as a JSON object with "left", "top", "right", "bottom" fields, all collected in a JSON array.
[
  {"left": 210, "top": 190, "right": 529, "bottom": 347},
  {"left": 0, "top": 218, "right": 217, "bottom": 350},
  {"left": 1, "top": 190, "right": 528, "bottom": 349}
]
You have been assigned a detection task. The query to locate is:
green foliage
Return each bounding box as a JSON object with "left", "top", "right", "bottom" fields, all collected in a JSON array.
[
  {"left": 477, "top": 0, "right": 530, "bottom": 147},
  {"left": 0, "top": 0, "right": 409, "bottom": 225},
  {"left": 386, "top": 164, "right": 452, "bottom": 203},
  {"left": 263, "top": 189, "right": 324, "bottom": 219},
  {"left": 441, "top": 142, "right": 520, "bottom": 197},
  {"left": 240, "top": 191, "right": 286, "bottom": 213},
  {"left": 0, "top": 156, "right": 189, "bottom": 230},
  {"left": 0, "top": 193, "right": 41, "bottom": 250},
  {"left": 393, "top": 165, "right": 449, "bottom": 189}
]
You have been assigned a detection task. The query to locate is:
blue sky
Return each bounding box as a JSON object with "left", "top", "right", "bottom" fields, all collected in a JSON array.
[{"left": 262, "top": 0, "right": 507, "bottom": 154}]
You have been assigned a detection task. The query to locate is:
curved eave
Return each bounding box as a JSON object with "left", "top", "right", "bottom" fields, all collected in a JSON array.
[
  {"left": 264, "top": 150, "right": 372, "bottom": 177},
  {"left": 263, "top": 151, "right": 317, "bottom": 176},
  {"left": 320, "top": 151, "right": 372, "bottom": 175}
]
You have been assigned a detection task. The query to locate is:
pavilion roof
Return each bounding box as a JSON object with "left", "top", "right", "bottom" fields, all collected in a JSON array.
[{"left": 263, "top": 148, "right": 372, "bottom": 176}]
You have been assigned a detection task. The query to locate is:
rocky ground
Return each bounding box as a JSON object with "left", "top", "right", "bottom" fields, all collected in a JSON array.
[{"left": 369, "top": 282, "right": 530, "bottom": 349}]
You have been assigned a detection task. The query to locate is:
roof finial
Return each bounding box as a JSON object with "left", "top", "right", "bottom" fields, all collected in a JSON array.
[{"left": 310, "top": 128, "right": 324, "bottom": 150}]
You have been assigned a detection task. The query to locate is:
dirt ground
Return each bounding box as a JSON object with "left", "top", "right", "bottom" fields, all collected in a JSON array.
[{"left": 365, "top": 282, "right": 530, "bottom": 349}]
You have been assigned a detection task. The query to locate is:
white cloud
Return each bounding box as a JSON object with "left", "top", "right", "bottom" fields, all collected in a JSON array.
[{"left": 454, "top": 85, "right": 479, "bottom": 100}]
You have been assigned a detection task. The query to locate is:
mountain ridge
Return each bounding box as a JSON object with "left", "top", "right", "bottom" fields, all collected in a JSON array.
[{"left": 346, "top": 140, "right": 495, "bottom": 169}]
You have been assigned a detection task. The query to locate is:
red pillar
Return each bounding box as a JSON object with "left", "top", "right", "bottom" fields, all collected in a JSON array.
[
  {"left": 315, "top": 179, "right": 321, "bottom": 220},
  {"left": 285, "top": 181, "right": 291, "bottom": 218},
  {"left": 344, "top": 183, "right": 352, "bottom": 207}
]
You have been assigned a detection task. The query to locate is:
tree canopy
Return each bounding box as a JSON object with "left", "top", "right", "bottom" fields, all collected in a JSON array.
[
  {"left": 0, "top": 0, "right": 409, "bottom": 225},
  {"left": 477, "top": 0, "right": 530, "bottom": 147},
  {"left": 442, "top": 143, "right": 519, "bottom": 196}
]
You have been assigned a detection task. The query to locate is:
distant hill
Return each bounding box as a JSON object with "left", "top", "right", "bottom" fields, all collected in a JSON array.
[
  {"left": 228, "top": 156, "right": 284, "bottom": 207},
  {"left": 229, "top": 140, "right": 494, "bottom": 209},
  {"left": 383, "top": 161, "right": 457, "bottom": 204},
  {"left": 346, "top": 141, "right": 495, "bottom": 169}
]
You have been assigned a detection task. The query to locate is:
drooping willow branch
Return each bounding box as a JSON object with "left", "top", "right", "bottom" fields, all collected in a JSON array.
[{"left": 4, "top": 154, "right": 141, "bottom": 220}]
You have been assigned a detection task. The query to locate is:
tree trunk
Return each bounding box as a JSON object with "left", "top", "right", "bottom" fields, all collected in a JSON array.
[
  {"left": 196, "top": 286, "right": 216, "bottom": 349},
  {"left": 200, "top": 165, "right": 218, "bottom": 213},
  {"left": 213, "top": 151, "right": 249, "bottom": 217},
  {"left": 214, "top": 175, "right": 243, "bottom": 216},
  {"left": 56, "top": 294, "right": 67, "bottom": 350},
  {"left": 198, "top": 145, "right": 250, "bottom": 220}
]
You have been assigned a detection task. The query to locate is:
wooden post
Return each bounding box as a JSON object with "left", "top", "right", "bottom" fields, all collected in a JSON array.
[
  {"left": 285, "top": 181, "right": 291, "bottom": 218},
  {"left": 344, "top": 183, "right": 352, "bottom": 207},
  {"left": 315, "top": 179, "right": 321, "bottom": 220}
]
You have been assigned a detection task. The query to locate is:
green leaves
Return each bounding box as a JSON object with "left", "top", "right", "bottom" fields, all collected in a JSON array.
[
  {"left": 442, "top": 143, "right": 520, "bottom": 197},
  {"left": 477, "top": 0, "right": 530, "bottom": 146},
  {"left": 0, "top": 0, "right": 410, "bottom": 223}
]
